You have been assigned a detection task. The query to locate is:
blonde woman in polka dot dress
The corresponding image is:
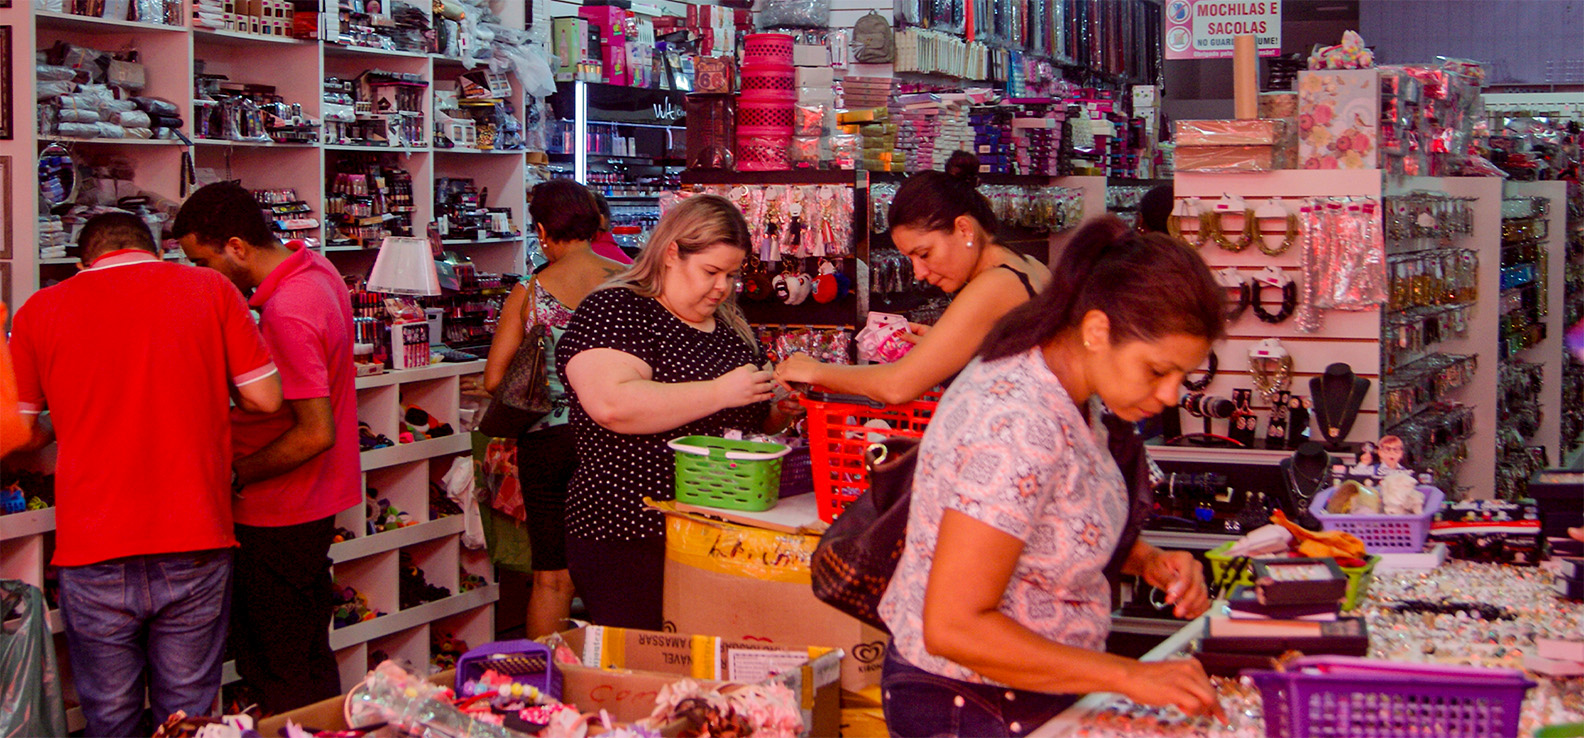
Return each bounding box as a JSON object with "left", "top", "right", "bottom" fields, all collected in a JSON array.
[{"left": 558, "top": 194, "right": 800, "bottom": 629}]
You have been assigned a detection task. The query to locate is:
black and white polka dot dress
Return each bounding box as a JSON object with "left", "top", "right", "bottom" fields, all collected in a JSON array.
[{"left": 555, "top": 287, "right": 768, "bottom": 541}]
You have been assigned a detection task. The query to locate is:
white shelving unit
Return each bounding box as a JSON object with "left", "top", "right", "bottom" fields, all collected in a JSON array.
[
  {"left": 0, "top": 361, "right": 493, "bottom": 714},
  {"left": 0, "top": 3, "right": 534, "bottom": 304},
  {"left": 1166, "top": 171, "right": 1505, "bottom": 499}
]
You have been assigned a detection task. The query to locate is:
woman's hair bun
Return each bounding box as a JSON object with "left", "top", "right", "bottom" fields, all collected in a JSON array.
[{"left": 943, "top": 151, "right": 980, "bottom": 188}]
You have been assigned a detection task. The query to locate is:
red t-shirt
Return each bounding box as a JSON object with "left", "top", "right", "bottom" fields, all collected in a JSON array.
[
  {"left": 230, "top": 243, "right": 361, "bottom": 527},
  {"left": 8, "top": 250, "right": 277, "bottom": 566},
  {"left": 591, "top": 232, "right": 634, "bottom": 265}
]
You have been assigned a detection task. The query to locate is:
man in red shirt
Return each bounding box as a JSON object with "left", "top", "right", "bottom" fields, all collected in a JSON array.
[
  {"left": 174, "top": 183, "right": 361, "bottom": 713},
  {"left": 7, "top": 212, "right": 283, "bottom": 737}
]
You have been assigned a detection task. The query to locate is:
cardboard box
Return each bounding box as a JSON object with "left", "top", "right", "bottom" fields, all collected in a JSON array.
[
  {"left": 552, "top": 17, "right": 590, "bottom": 80},
  {"left": 1173, "top": 118, "right": 1287, "bottom": 146},
  {"left": 1174, "top": 144, "right": 1281, "bottom": 172},
  {"left": 555, "top": 625, "right": 841, "bottom": 737},
  {"left": 1296, "top": 68, "right": 1380, "bottom": 169},
  {"left": 578, "top": 5, "right": 626, "bottom": 43},
  {"left": 257, "top": 670, "right": 455, "bottom": 737},
  {"left": 602, "top": 44, "right": 628, "bottom": 87},
  {"left": 661, "top": 513, "right": 889, "bottom": 692}
]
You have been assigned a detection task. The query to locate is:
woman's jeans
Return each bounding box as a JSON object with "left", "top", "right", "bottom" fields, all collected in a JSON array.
[{"left": 881, "top": 648, "right": 1078, "bottom": 738}]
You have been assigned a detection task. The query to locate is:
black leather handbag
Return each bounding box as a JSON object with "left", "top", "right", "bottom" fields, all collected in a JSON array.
[{"left": 809, "top": 437, "right": 919, "bottom": 633}]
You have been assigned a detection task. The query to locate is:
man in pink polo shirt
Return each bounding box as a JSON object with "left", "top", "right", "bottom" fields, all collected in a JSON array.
[
  {"left": 174, "top": 183, "right": 360, "bottom": 713},
  {"left": 8, "top": 212, "right": 283, "bottom": 736}
]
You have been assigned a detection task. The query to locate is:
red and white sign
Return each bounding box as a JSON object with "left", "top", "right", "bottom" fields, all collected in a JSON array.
[{"left": 1164, "top": 1, "right": 1282, "bottom": 60}]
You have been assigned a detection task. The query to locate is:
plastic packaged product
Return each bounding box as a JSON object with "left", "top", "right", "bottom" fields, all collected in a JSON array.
[
  {"left": 1173, "top": 119, "right": 1287, "bottom": 146},
  {"left": 759, "top": 0, "right": 830, "bottom": 29},
  {"left": 794, "top": 103, "right": 826, "bottom": 137},
  {"left": 118, "top": 110, "right": 151, "bottom": 128},
  {"left": 855, "top": 312, "right": 914, "bottom": 363},
  {"left": 1174, "top": 145, "right": 1280, "bottom": 172},
  {"left": 36, "top": 65, "right": 75, "bottom": 82},
  {"left": 789, "top": 135, "right": 821, "bottom": 166},
  {"left": 35, "top": 81, "right": 72, "bottom": 100},
  {"left": 132, "top": 96, "right": 181, "bottom": 117},
  {"left": 830, "top": 134, "right": 860, "bottom": 169},
  {"left": 93, "top": 122, "right": 127, "bottom": 138},
  {"left": 56, "top": 122, "right": 99, "bottom": 138},
  {"left": 61, "top": 108, "right": 103, "bottom": 123}
]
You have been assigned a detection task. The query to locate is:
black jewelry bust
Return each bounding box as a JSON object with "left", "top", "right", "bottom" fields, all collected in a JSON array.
[
  {"left": 1309, "top": 363, "right": 1370, "bottom": 450},
  {"left": 1278, "top": 441, "right": 1332, "bottom": 524}
]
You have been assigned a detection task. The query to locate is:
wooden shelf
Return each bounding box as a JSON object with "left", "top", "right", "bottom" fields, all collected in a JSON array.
[
  {"left": 331, "top": 515, "right": 465, "bottom": 563},
  {"left": 323, "top": 43, "right": 433, "bottom": 60},
  {"left": 0, "top": 508, "right": 56, "bottom": 541},
  {"left": 38, "top": 136, "right": 184, "bottom": 146},
  {"left": 327, "top": 584, "right": 499, "bottom": 651},
  {"left": 440, "top": 237, "right": 523, "bottom": 246},
  {"left": 193, "top": 138, "right": 319, "bottom": 148},
  {"left": 360, "top": 434, "right": 472, "bottom": 471},
  {"left": 433, "top": 147, "right": 528, "bottom": 156},
  {"left": 35, "top": 10, "right": 186, "bottom": 32},
  {"left": 355, "top": 360, "right": 485, "bottom": 389},
  {"left": 193, "top": 27, "right": 308, "bottom": 46},
  {"left": 324, "top": 144, "right": 429, "bottom": 155}
]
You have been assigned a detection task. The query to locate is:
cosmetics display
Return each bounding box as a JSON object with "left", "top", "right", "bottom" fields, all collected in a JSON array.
[{"left": 325, "top": 153, "right": 416, "bottom": 248}]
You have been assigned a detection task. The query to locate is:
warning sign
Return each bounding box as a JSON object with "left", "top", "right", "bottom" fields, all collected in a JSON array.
[{"left": 1164, "top": 0, "right": 1282, "bottom": 60}]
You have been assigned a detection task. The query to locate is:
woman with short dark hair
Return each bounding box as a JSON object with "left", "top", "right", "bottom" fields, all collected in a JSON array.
[
  {"left": 482, "top": 178, "right": 625, "bottom": 637},
  {"left": 879, "top": 217, "right": 1229, "bottom": 737}
]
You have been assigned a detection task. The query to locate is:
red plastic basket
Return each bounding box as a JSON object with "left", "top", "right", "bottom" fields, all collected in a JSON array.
[
  {"left": 735, "top": 136, "right": 791, "bottom": 171},
  {"left": 800, "top": 389, "right": 942, "bottom": 523},
  {"left": 739, "top": 66, "right": 797, "bottom": 99},
  {"left": 742, "top": 33, "right": 795, "bottom": 66},
  {"left": 737, "top": 98, "right": 795, "bottom": 129}
]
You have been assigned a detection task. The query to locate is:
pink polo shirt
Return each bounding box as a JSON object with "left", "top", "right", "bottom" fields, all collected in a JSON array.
[{"left": 230, "top": 243, "right": 361, "bottom": 527}]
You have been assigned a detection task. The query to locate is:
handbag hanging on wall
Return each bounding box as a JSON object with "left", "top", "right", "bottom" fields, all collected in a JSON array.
[
  {"left": 810, "top": 437, "right": 919, "bottom": 633},
  {"left": 476, "top": 277, "right": 554, "bottom": 438}
]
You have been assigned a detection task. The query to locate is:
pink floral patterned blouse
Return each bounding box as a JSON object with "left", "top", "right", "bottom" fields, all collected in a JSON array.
[{"left": 877, "top": 347, "right": 1129, "bottom": 684}]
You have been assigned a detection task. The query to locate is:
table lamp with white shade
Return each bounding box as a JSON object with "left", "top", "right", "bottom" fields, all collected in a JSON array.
[{"left": 367, "top": 236, "right": 442, "bottom": 296}]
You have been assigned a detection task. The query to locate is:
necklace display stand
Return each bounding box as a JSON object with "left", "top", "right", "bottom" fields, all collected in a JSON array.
[
  {"left": 1279, "top": 441, "right": 1333, "bottom": 522},
  {"left": 1310, "top": 362, "right": 1370, "bottom": 451}
]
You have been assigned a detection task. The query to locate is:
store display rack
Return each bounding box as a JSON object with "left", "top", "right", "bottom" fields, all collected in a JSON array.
[
  {"left": 1495, "top": 181, "right": 1570, "bottom": 496},
  {"left": 0, "top": 361, "right": 495, "bottom": 727},
  {"left": 1165, "top": 172, "right": 1504, "bottom": 500},
  {"left": 0, "top": 5, "right": 537, "bottom": 305}
]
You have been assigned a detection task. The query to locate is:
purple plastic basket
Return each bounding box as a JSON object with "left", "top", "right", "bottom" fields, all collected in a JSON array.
[
  {"left": 778, "top": 445, "right": 813, "bottom": 497},
  {"left": 454, "top": 639, "right": 563, "bottom": 701},
  {"left": 1309, "top": 485, "right": 1444, "bottom": 554},
  {"left": 1247, "top": 656, "right": 1534, "bottom": 738}
]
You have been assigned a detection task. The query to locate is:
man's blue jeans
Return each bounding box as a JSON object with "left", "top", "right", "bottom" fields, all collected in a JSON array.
[{"left": 58, "top": 549, "right": 233, "bottom": 738}]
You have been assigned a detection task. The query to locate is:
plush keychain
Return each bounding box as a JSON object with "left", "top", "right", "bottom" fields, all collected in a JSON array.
[{"left": 812, "top": 259, "right": 839, "bottom": 303}]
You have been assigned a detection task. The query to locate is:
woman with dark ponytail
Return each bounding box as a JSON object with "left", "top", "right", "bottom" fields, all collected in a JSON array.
[
  {"left": 773, "top": 152, "right": 1050, "bottom": 404},
  {"left": 876, "top": 217, "right": 1229, "bottom": 737}
]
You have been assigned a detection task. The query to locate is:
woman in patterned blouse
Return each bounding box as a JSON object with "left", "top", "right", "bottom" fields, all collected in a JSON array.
[{"left": 877, "top": 217, "right": 1229, "bottom": 737}]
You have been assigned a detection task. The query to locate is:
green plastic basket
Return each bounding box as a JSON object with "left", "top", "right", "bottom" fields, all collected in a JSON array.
[
  {"left": 1206, "top": 541, "right": 1380, "bottom": 611},
  {"left": 669, "top": 436, "right": 792, "bottom": 512}
]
